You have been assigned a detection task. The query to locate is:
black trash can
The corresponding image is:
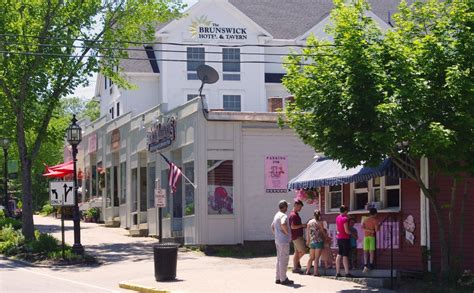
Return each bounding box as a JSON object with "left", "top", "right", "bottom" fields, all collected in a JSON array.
[{"left": 153, "top": 243, "right": 179, "bottom": 281}]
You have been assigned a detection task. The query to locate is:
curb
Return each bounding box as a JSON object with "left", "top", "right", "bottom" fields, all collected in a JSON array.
[{"left": 118, "top": 282, "right": 173, "bottom": 293}]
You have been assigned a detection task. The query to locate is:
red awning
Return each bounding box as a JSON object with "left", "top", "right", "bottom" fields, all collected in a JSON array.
[{"left": 43, "top": 161, "right": 74, "bottom": 178}]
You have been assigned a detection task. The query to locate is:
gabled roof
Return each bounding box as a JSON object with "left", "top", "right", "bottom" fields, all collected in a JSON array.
[
  {"left": 229, "top": 0, "right": 416, "bottom": 39},
  {"left": 119, "top": 46, "right": 158, "bottom": 73}
]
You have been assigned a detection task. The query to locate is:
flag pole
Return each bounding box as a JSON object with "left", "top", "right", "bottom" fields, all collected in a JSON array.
[{"left": 159, "top": 153, "right": 197, "bottom": 189}]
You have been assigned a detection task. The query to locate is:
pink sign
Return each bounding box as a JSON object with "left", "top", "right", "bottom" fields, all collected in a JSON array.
[
  {"left": 88, "top": 134, "right": 97, "bottom": 154},
  {"left": 265, "top": 155, "right": 288, "bottom": 193}
]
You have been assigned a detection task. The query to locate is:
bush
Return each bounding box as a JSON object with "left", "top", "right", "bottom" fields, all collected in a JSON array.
[
  {"left": 0, "top": 224, "right": 25, "bottom": 256},
  {"left": 26, "top": 233, "right": 59, "bottom": 254},
  {"left": 40, "top": 203, "right": 54, "bottom": 216},
  {"left": 0, "top": 217, "right": 22, "bottom": 230},
  {"left": 0, "top": 209, "right": 5, "bottom": 219}
]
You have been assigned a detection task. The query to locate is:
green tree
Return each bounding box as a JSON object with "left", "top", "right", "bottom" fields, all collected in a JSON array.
[
  {"left": 283, "top": 0, "right": 473, "bottom": 276},
  {"left": 0, "top": 0, "right": 183, "bottom": 240},
  {"left": 60, "top": 97, "right": 100, "bottom": 122}
]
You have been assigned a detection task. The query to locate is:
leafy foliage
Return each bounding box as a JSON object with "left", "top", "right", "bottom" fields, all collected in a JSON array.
[
  {"left": 26, "top": 233, "right": 59, "bottom": 253},
  {"left": 0, "top": 0, "right": 184, "bottom": 240},
  {"left": 283, "top": 0, "right": 473, "bottom": 275},
  {"left": 0, "top": 224, "right": 25, "bottom": 256},
  {"left": 40, "top": 203, "right": 54, "bottom": 216},
  {"left": 0, "top": 217, "right": 22, "bottom": 230}
]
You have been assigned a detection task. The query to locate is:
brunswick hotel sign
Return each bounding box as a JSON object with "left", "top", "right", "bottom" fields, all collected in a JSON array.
[
  {"left": 147, "top": 117, "right": 176, "bottom": 152},
  {"left": 189, "top": 16, "right": 248, "bottom": 40}
]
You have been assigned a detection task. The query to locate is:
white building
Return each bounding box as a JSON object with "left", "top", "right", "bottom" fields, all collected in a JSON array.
[{"left": 80, "top": 0, "right": 398, "bottom": 244}]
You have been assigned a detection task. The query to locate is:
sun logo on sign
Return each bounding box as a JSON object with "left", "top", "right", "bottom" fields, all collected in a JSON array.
[{"left": 189, "top": 15, "right": 212, "bottom": 38}]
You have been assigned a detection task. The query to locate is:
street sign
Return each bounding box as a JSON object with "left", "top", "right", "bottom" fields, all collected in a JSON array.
[
  {"left": 49, "top": 181, "right": 75, "bottom": 206},
  {"left": 155, "top": 187, "right": 166, "bottom": 208}
]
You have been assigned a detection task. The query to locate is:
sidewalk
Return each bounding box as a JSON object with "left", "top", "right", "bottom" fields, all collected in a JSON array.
[{"left": 34, "top": 215, "right": 394, "bottom": 293}]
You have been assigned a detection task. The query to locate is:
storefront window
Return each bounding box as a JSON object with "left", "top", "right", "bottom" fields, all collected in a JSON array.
[
  {"left": 207, "top": 160, "right": 234, "bottom": 215},
  {"left": 140, "top": 167, "right": 147, "bottom": 212},
  {"left": 106, "top": 167, "right": 111, "bottom": 207},
  {"left": 84, "top": 167, "right": 90, "bottom": 202},
  {"left": 120, "top": 162, "right": 126, "bottom": 204},
  {"left": 161, "top": 169, "right": 171, "bottom": 218},
  {"left": 184, "top": 162, "right": 194, "bottom": 216},
  {"left": 113, "top": 165, "right": 119, "bottom": 207},
  {"left": 92, "top": 163, "right": 97, "bottom": 197},
  {"left": 131, "top": 168, "right": 137, "bottom": 212},
  {"left": 147, "top": 163, "right": 156, "bottom": 208}
]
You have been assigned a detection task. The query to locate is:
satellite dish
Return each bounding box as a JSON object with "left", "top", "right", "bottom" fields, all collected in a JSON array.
[{"left": 197, "top": 65, "right": 219, "bottom": 84}]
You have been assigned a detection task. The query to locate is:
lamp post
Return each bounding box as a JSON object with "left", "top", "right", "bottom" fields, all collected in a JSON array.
[
  {"left": 66, "top": 115, "right": 84, "bottom": 255},
  {"left": 1, "top": 138, "right": 10, "bottom": 217}
]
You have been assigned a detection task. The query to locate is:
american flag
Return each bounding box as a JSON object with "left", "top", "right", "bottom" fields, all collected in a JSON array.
[{"left": 160, "top": 153, "right": 182, "bottom": 193}]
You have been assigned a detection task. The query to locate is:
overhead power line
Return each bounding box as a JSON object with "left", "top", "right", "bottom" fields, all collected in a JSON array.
[
  {"left": 0, "top": 50, "right": 325, "bottom": 67},
  {"left": 0, "top": 40, "right": 333, "bottom": 58},
  {"left": 0, "top": 33, "right": 337, "bottom": 48}
]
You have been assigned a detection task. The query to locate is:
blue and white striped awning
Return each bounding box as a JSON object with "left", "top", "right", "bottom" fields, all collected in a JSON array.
[{"left": 288, "top": 157, "right": 403, "bottom": 190}]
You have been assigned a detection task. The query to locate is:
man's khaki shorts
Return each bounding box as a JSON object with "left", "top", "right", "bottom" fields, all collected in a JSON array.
[{"left": 292, "top": 236, "right": 306, "bottom": 253}]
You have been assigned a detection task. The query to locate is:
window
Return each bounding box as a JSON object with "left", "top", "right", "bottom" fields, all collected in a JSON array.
[
  {"left": 140, "top": 166, "right": 147, "bottom": 212},
  {"left": 161, "top": 169, "right": 171, "bottom": 218},
  {"left": 207, "top": 160, "right": 234, "bottom": 215},
  {"left": 184, "top": 162, "right": 195, "bottom": 216},
  {"left": 84, "top": 167, "right": 90, "bottom": 202},
  {"left": 327, "top": 185, "right": 343, "bottom": 212},
  {"left": 187, "top": 47, "right": 204, "bottom": 80},
  {"left": 222, "top": 48, "right": 240, "bottom": 81},
  {"left": 106, "top": 167, "right": 111, "bottom": 207},
  {"left": 131, "top": 168, "right": 137, "bottom": 212},
  {"left": 116, "top": 102, "right": 120, "bottom": 117},
  {"left": 104, "top": 77, "right": 107, "bottom": 89},
  {"left": 223, "top": 95, "right": 241, "bottom": 111},
  {"left": 109, "top": 107, "right": 114, "bottom": 119},
  {"left": 353, "top": 181, "right": 369, "bottom": 210},
  {"left": 385, "top": 176, "right": 400, "bottom": 208},
  {"left": 147, "top": 163, "right": 156, "bottom": 208},
  {"left": 350, "top": 176, "right": 401, "bottom": 211},
  {"left": 120, "top": 162, "right": 126, "bottom": 204},
  {"left": 113, "top": 165, "right": 119, "bottom": 207}
]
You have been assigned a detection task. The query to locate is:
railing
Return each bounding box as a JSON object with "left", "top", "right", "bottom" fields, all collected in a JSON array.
[{"left": 376, "top": 213, "right": 398, "bottom": 289}]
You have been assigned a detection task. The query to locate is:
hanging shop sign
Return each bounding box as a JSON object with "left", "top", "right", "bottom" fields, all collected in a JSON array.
[
  {"left": 264, "top": 155, "right": 288, "bottom": 193},
  {"left": 147, "top": 117, "right": 176, "bottom": 152},
  {"left": 111, "top": 129, "right": 120, "bottom": 151},
  {"left": 189, "top": 16, "right": 248, "bottom": 40}
]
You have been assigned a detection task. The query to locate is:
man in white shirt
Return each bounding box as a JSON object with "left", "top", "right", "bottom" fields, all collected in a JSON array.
[{"left": 271, "top": 200, "right": 294, "bottom": 285}]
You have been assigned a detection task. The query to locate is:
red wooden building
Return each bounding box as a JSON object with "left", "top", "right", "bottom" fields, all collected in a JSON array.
[{"left": 289, "top": 157, "right": 474, "bottom": 273}]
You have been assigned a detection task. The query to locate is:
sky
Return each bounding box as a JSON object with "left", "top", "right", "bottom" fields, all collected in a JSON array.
[{"left": 72, "top": 0, "right": 199, "bottom": 100}]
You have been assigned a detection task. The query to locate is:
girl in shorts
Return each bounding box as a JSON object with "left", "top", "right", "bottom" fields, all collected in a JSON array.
[{"left": 305, "top": 210, "right": 325, "bottom": 276}]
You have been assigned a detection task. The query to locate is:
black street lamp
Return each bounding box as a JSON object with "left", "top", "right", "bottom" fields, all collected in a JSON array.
[
  {"left": 1, "top": 138, "right": 10, "bottom": 217},
  {"left": 66, "top": 115, "right": 84, "bottom": 255}
]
